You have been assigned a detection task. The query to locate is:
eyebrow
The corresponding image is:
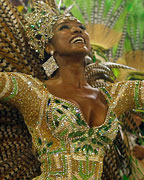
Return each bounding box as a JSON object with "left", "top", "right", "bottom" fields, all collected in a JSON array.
[{"left": 54, "top": 21, "right": 82, "bottom": 30}]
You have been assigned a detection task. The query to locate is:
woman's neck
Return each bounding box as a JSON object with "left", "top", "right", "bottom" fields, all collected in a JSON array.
[{"left": 55, "top": 54, "right": 88, "bottom": 89}]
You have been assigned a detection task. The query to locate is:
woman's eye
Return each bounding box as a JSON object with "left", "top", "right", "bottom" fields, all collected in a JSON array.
[
  {"left": 79, "top": 25, "right": 86, "bottom": 30},
  {"left": 59, "top": 25, "right": 69, "bottom": 31}
]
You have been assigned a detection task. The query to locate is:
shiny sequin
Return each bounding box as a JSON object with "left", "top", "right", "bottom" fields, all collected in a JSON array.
[{"left": 0, "top": 72, "right": 143, "bottom": 180}]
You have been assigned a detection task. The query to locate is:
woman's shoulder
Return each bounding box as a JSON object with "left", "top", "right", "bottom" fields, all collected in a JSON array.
[{"left": 5, "top": 72, "right": 47, "bottom": 93}]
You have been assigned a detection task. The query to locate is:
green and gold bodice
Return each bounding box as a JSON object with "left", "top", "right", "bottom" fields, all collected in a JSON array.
[{"left": 0, "top": 72, "right": 143, "bottom": 180}]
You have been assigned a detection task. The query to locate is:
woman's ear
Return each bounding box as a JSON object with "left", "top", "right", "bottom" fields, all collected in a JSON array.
[{"left": 45, "top": 43, "right": 55, "bottom": 54}]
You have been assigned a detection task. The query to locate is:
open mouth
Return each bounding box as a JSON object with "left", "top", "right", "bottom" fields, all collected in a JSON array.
[{"left": 70, "top": 37, "right": 85, "bottom": 44}]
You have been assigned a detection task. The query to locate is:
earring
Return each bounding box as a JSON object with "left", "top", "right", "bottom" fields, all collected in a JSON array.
[{"left": 42, "top": 51, "right": 59, "bottom": 77}]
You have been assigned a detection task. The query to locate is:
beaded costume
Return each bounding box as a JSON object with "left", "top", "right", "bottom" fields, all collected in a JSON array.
[
  {"left": 0, "top": 72, "right": 143, "bottom": 179},
  {"left": 0, "top": 0, "right": 144, "bottom": 179}
]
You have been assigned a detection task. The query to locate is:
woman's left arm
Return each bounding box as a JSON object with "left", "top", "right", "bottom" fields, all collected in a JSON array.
[{"left": 109, "top": 80, "right": 144, "bottom": 117}]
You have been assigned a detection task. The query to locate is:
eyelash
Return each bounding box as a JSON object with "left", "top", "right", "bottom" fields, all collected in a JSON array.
[
  {"left": 59, "top": 25, "right": 69, "bottom": 30},
  {"left": 79, "top": 25, "right": 86, "bottom": 30},
  {"left": 59, "top": 25, "right": 86, "bottom": 31}
]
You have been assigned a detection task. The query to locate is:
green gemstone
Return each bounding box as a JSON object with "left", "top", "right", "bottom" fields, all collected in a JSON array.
[
  {"left": 62, "top": 105, "right": 68, "bottom": 109},
  {"left": 53, "top": 115, "right": 58, "bottom": 120},
  {"left": 101, "top": 136, "right": 111, "bottom": 143},
  {"left": 75, "top": 147, "right": 81, "bottom": 153},
  {"left": 46, "top": 112, "right": 49, "bottom": 123},
  {"left": 42, "top": 148, "right": 47, "bottom": 154},
  {"left": 88, "top": 128, "right": 94, "bottom": 137},
  {"left": 47, "top": 99, "right": 51, "bottom": 106},
  {"left": 54, "top": 99, "right": 61, "bottom": 104},
  {"left": 88, "top": 145, "right": 93, "bottom": 153},
  {"left": 74, "top": 131, "right": 85, "bottom": 137},
  {"left": 76, "top": 118, "right": 86, "bottom": 126},
  {"left": 60, "top": 129, "right": 68, "bottom": 137},
  {"left": 108, "top": 119, "right": 112, "bottom": 125},
  {"left": 47, "top": 141, "right": 53, "bottom": 147},
  {"left": 92, "top": 138, "right": 97, "bottom": 144},
  {"left": 110, "top": 111, "right": 114, "bottom": 116},
  {"left": 55, "top": 120, "right": 59, "bottom": 127},
  {"left": 38, "top": 150, "right": 42, "bottom": 156},
  {"left": 41, "top": 10, "right": 46, "bottom": 15},
  {"left": 68, "top": 131, "right": 85, "bottom": 138},
  {"left": 68, "top": 132, "right": 75, "bottom": 138},
  {"left": 97, "top": 141, "right": 103, "bottom": 146},
  {"left": 101, "top": 87, "right": 112, "bottom": 100},
  {"left": 79, "top": 136, "right": 87, "bottom": 142},
  {"left": 103, "top": 126, "right": 110, "bottom": 131},
  {"left": 81, "top": 120, "right": 87, "bottom": 126},
  {"left": 82, "top": 144, "right": 93, "bottom": 153},
  {"left": 82, "top": 144, "right": 87, "bottom": 151},
  {"left": 56, "top": 108, "right": 63, "bottom": 114},
  {"left": 37, "top": 22, "right": 41, "bottom": 28},
  {"left": 76, "top": 119, "right": 82, "bottom": 126},
  {"left": 76, "top": 113, "right": 81, "bottom": 120},
  {"left": 30, "top": 24, "right": 35, "bottom": 29},
  {"left": 94, "top": 149, "right": 98, "bottom": 155},
  {"left": 38, "top": 138, "right": 42, "bottom": 145},
  {"left": 72, "top": 138, "right": 80, "bottom": 143}
]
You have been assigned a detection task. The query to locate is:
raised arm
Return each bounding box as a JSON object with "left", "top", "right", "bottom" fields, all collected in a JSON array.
[
  {"left": 0, "top": 72, "right": 46, "bottom": 127},
  {"left": 108, "top": 81, "right": 144, "bottom": 117}
]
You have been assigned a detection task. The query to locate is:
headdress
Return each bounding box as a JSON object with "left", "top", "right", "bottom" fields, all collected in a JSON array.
[{"left": 25, "top": 0, "right": 75, "bottom": 59}]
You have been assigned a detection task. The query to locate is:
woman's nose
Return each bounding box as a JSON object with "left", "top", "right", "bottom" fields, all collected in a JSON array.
[{"left": 71, "top": 26, "right": 82, "bottom": 34}]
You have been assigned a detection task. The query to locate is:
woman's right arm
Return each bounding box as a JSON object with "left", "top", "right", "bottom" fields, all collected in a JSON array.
[{"left": 0, "top": 72, "right": 46, "bottom": 127}]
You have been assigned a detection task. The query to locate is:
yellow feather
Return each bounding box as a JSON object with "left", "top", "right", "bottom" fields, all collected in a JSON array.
[{"left": 86, "top": 24, "right": 122, "bottom": 50}]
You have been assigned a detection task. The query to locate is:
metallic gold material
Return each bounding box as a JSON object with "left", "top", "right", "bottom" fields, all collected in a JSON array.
[
  {"left": 42, "top": 56, "right": 59, "bottom": 77},
  {"left": 25, "top": 1, "right": 76, "bottom": 59},
  {"left": 0, "top": 72, "right": 143, "bottom": 179}
]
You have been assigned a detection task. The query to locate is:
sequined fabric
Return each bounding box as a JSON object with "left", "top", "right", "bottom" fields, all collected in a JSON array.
[{"left": 0, "top": 72, "right": 143, "bottom": 180}]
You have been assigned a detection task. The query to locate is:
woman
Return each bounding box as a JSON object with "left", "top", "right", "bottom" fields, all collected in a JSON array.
[{"left": 0, "top": 0, "right": 144, "bottom": 179}]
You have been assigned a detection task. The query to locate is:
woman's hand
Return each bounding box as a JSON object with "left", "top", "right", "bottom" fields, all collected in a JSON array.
[{"left": 133, "top": 145, "right": 144, "bottom": 160}]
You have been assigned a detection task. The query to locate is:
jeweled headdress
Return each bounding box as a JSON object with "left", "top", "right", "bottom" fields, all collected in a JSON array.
[{"left": 25, "top": 0, "right": 75, "bottom": 58}]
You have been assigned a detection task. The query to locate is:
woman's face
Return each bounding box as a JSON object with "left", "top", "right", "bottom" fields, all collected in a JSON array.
[{"left": 49, "top": 19, "right": 91, "bottom": 56}]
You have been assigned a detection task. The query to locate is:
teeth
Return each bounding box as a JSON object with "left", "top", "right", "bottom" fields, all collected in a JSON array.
[{"left": 71, "top": 37, "right": 84, "bottom": 44}]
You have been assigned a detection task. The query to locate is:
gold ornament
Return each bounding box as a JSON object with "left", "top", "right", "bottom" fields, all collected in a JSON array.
[
  {"left": 42, "top": 51, "right": 59, "bottom": 77},
  {"left": 25, "top": 0, "right": 76, "bottom": 59}
]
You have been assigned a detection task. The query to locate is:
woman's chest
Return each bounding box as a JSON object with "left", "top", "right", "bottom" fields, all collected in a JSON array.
[
  {"left": 67, "top": 94, "right": 108, "bottom": 127},
  {"left": 46, "top": 87, "right": 108, "bottom": 128},
  {"left": 31, "top": 93, "right": 118, "bottom": 162}
]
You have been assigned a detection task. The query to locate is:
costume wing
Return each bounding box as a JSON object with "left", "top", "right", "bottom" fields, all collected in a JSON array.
[
  {"left": 0, "top": 0, "right": 47, "bottom": 80},
  {"left": 0, "top": 0, "right": 46, "bottom": 178}
]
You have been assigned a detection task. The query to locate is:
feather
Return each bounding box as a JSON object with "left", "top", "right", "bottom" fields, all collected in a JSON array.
[
  {"left": 85, "top": 62, "right": 112, "bottom": 74},
  {"left": 129, "top": 23, "right": 135, "bottom": 50},
  {"left": 103, "top": 62, "right": 135, "bottom": 70},
  {"left": 0, "top": 0, "right": 47, "bottom": 80},
  {"left": 91, "top": 0, "right": 99, "bottom": 24},
  {"left": 107, "top": 1, "right": 125, "bottom": 29},
  {"left": 114, "top": 15, "right": 128, "bottom": 62},
  {"left": 73, "top": 0, "right": 88, "bottom": 23},
  {"left": 124, "top": 50, "right": 144, "bottom": 72},
  {"left": 85, "top": 69, "right": 112, "bottom": 80},
  {"left": 104, "top": 0, "right": 117, "bottom": 26},
  {"left": 90, "top": 81, "right": 107, "bottom": 88},
  {"left": 97, "top": 0, "right": 105, "bottom": 24},
  {"left": 0, "top": 103, "right": 41, "bottom": 179},
  {"left": 135, "top": 23, "right": 141, "bottom": 50},
  {"left": 86, "top": 24, "right": 122, "bottom": 50},
  {"left": 64, "top": 4, "right": 74, "bottom": 15},
  {"left": 105, "top": 49, "right": 113, "bottom": 61},
  {"left": 58, "top": 0, "right": 62, "bottom": 10}
]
